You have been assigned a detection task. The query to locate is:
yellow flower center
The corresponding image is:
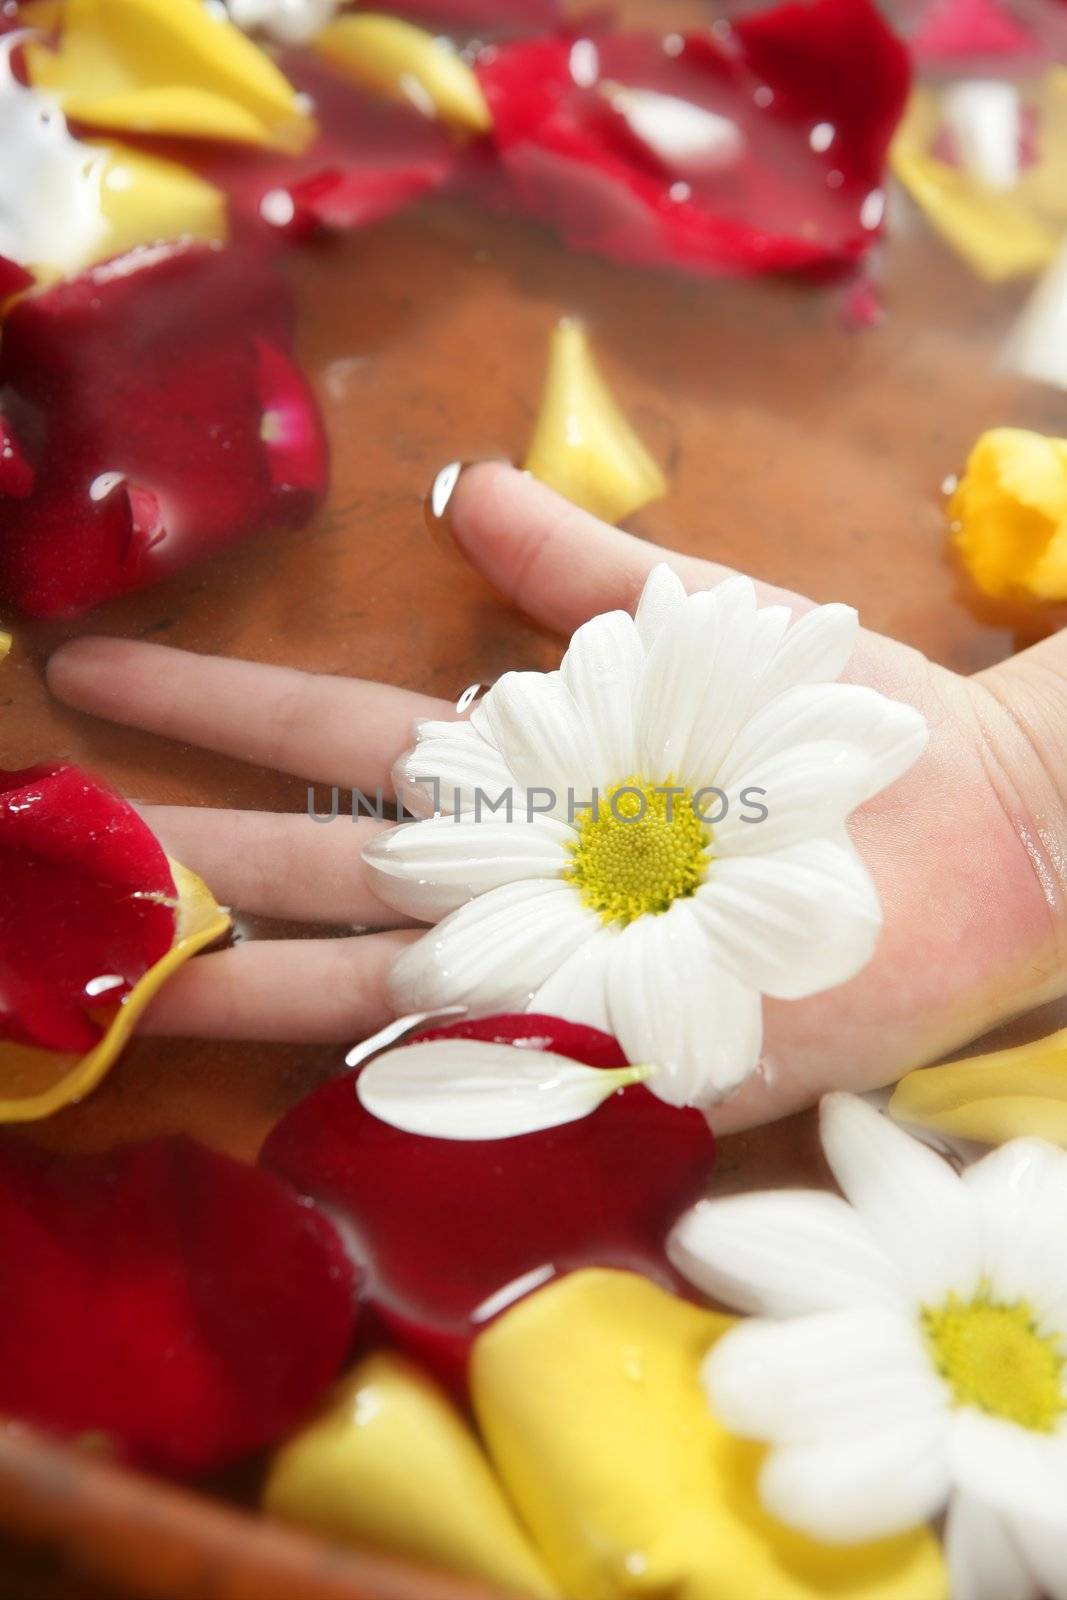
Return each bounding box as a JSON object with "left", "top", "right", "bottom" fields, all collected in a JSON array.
[
  {"left": 564, "top": 776, "right": 712, "bottom": 927},
  {"left": 922, "top": 1291, "right": 1067, "bottom": 1432}
]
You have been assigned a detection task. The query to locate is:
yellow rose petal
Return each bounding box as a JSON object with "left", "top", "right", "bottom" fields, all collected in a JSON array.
[
  {"left": 949, "top": 427, "right": 1067, "bottom": 601},
  {"left": 891, "top": 1027, "right": 1067, "bottom": 1146},
  {"left": 471, "top": 1269, "right": 946, "bottom": 1600},
  {"left": 264, "top": 1351, "right": 557, "bottom": 1598},
  {"left": 25, "top": 0, "right": 312, "bottom": 152},
  {"left": 890, "top": 84, "right": 1067, "bottom": 283},
  {"left": 0, "top": 632, "right": 11, "bottom": 664},
  {"left": 524, "top": 319, "right": 668, "bottom": 525},
  {"left": 89, "top": 142, "right": 227, "bottom": 269},
  {"left": 313, "top": 14, "right": 491, "bottom": 135},
  {"left": 0, "top": 859, "right": 230, "bottom": 1123}
]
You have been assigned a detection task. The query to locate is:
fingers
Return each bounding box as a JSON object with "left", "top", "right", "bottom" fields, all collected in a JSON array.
[
  {"left": 448, "top": 462, "right": 802, "bottom": 635},
  {"left": 140, "top": 930, "right": 416, "bottom": 1042},
  {"left": 141, "top": 807, "right": 416, "bottom": 928},
  {"left": 47, "top": 639, "right": 450, "bottom": 790}
]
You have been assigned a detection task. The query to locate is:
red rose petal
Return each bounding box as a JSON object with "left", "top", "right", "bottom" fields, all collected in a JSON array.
[
  {"left": 910, "top": 0, "right": 1040, "bottom": 62},
  {"left": 0, "top": 254, "right": 32, "bottom": 299},
  {"left": 260, "top": 1012, "right": 715, "bottom": 1389},
  {"left": 475, "top": 0, "right": 910, "bottom": 276},
  {"left": 0, "top": 1134, "right": 357, "bottom": 1474},
  {"left": 0, "top": 408, "right": 33, "bottom": 497},
  {"left": 0, "top": 764, "right": 177, "bottom": 1052},
  {"left": 0, "top": 242, "right": 327, "bottom": 618}
]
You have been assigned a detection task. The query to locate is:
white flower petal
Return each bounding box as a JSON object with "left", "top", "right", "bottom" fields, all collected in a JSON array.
[
  {"left": 528, "top": 925, "right": 621, "bottom": 1033},
  {"left": 479, "top": 670, "right": 597, "bottom": 815},
  {"left": 692, "top": 835, "right": 881, "bottom": 1000},
  {"left": 635, "top": 576, "right": 758, "bottom": 783},
  {"left": 633, "top": 561, "right": 686, "bottom": 650},
  {"left": 559, "top": 610, "right": 643, "bottom": 778},
  {"left": 603, "top": 903, "right": 762, "bottom": 1105},
  {"left": 668, "top": 1188, "right": 907, "bottom": 1317},
  {"left": 712, "top": 737, "right": 880, "bottom": 856},
  {"left": 963, "top": 1139, "right": 1067, "bottom": 1330},
  {"left": 946, "top": 1495, "right": 1040, "bottom": 1600},
  {"left": 363, "top": 814, "right": 572, "bottom": 922},
  {"left": 677, "top": 604, "right": 794, "bottom": 785},
  {"left": 819, "top": 1094, "right": 983, "bottom": 1304},
  {"left": 758, "top": 1421, "right": 951, "bottom": 1544},
  {"left": 950, "top": 1410, "right": 1067, "bottom": 1527},
  {"left": 716, "top": 681, "right": 928, "bottom": 809},
  {"left": 389, "top": 879, "right": 600, "bottom": 1013},
  {"left": 393, "top": 718, "right": 515, "bottom": 818},
  {"left": 1007, "top": 1506, "right": 1067, "bottom": 1600},
  {"left": 356, "top": 1038, "right": 647, "bottom": 1140},
  {"left": 754, "top": 601, "right": 859, "bottom": 705},
  {"left": 704, "top": 1308, "right": 943, "bottom": 1445}
]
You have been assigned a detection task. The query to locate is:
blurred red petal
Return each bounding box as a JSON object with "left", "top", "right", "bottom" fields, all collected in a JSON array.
[
  {"left": 0, "top": 242, "right": 327, "bottom": 618},
  {"left": 0, "top": 408, "right": 33, "bottom": 496},
  {"left": 910, "top": 0, "right": 1040, "bottom": 62},
  {"left": 0, "top": 254, "right": 32, "bottom": 298},
  {"left": 0, "top": 764, "right": 176, "bottom": 1053},
  {"left": 475, "top": 0, "right": 909, "bottom": 276},
  {"left": 261, "top": 1012, "right": 715, "bottom": 1389},
  {"left": 0, "top": 1134, "right": 357, "bottom": 1474}
]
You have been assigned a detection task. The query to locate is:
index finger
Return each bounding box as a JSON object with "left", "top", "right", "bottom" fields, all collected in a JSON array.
[{"left": 47, "top": 639, "right": 451, "bottom": 791}]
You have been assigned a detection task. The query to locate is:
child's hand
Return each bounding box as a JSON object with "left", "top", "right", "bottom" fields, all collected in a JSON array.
[{"left": 47, "top": 464, "right": 1067, "bottom": 1132}]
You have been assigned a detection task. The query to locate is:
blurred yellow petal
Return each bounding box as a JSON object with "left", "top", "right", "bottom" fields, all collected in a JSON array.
[
  {"left": 264, "top": 1351, "right": 557, "bottom": 1598},
  {"left": 471, "top": 1269, "right": 946, "bottom": 1600},
  {"left": 0, "top": 859, "right": 229, "bottom": 1123},
  {"left": 949, "top": 427, "right": 1067, "bottom": 600},
  {"left": 95, "top": 143, "right": 225, "bottom": 259},
  {"left": 891, "top": 1028, "right": 1067, "bottom": 1146},
  {"left": 0, "top": 632, "right": 11, "bottom": 663},
  {"left": 890, "top": 83, "right": 1067, "bottom": 282},
  {"left": 313, "top": 14, "right": 491, "bottom": 134},
  {"left": 525, "top": 319, "right": 668, "bottom": 525},
  {"left": 25, "top": 0, "right": 312, "bottom": 151}
]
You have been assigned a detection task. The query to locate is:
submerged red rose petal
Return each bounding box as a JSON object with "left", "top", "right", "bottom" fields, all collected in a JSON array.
[
  {"left": 260, "top": 1012, "right": 715, "bottom": 1389},
  {"left": 0, "top": 765, "right": 176, "bottom": 1054},
  {"left": 474, "top": 0, "right": 910, "bottom": 275},
  {"left": 0, "top": 1134, "right": 357, "bottom": 1474},
  {"left": 0, "top": 254, "right": 32, "bottom": 299},
  {"left": 909, "top": 0, "right": 1040, "bottom": 63},
  {"left": 0, "top": 241, "right": 327, "bottom": 618}
]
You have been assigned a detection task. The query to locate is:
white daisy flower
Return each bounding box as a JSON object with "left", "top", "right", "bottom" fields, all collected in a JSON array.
[
  {"left": 364, "top": 566, "right": 928, "bottom": 1108},
  {"left": 669, "top": 1094, "right": 1067, "bottom": 1598}
]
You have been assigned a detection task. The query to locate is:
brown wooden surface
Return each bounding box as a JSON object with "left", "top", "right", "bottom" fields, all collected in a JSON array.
[{"left": 2, "top": 77, "right": 1067, "bottom": 1600}]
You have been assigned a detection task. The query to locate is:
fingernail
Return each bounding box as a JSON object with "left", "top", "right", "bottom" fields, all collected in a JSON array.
[{"left": 424, "top": 458, "right": 509, "bottom": 558}]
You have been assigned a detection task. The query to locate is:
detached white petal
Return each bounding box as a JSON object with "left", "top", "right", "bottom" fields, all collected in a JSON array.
[
  {"left": 692, "top": 835, "right": 881, "bottom": 1000},
  {"left": 668, "top": 1188, "right": 907, "bottom": 1317},
  {"left": 604, "top": 903, "right": 763, "bottom": 1105},
  {"left": 942, "top": 80, "right": 1022, "bottom": 193},
  {"left": 946, "top": 1494, "right": 1040, "bottom": 1600},
  {"left": 356, "top": 1037, "right": 650, "bottom": 1140},
  {"left": 364, "top": 813, "right": 571, "bottom": 921},
  {"left": 819, "top": 1094, "right": 983, "bottom": 1305}
]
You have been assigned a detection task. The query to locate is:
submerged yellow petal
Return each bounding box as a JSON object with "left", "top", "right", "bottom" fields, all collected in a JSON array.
[
  {"left": 264, "top": 1351, "right": 557, "bottom": 1598},
  {"left": 92, "top": 142, "right": 226, "bottom": 264},
  {"left": 0, "top": 859, "right": 229, "bottom": 1123},
  {"left": 890, "top": 84, "right": 1067, "bottom": 282},
  {"left": 891, "top": 1027, "right": 1067, "bottom": 1146},
  {"left": 0, "top": 633, "right": 11, "bottom": 663},
  {"left": 313, "top": 14, "right": 491, "bottom": 134},
  {"left": 25, "top": 0, "right": 312, "bottom": 151},
  {"left": 524, "top": 320, "right": 668, "bottom": 525},
  {"left": 949, "top": 427, "right": 1067, "bottom": 600},
  {"left": 471, "top": 1269, "right": 946, "bottom": 1600}
]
